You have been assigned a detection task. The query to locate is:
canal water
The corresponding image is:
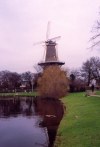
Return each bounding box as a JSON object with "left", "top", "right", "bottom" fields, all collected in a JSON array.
[{"left": 0, "top": 97, "right": 65, "bottom": 147}]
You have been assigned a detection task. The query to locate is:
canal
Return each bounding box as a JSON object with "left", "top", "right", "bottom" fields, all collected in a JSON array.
[{"left": 0, "top": 97, "right": 65, "bottom": 147}]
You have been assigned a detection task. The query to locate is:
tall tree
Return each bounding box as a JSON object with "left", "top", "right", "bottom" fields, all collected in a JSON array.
[
  {"left": 0, "top": 71, "right": 21, "bottom": 91},
  {"left": 69, "top": 69, "right": 86, "bottom": 92},
  {"left": 81, "top": 57, "right": 100, "bottom": 86},
  {"left": 21, "top": 71, "right": 32, "bottom": 89},
  {"left": 8, "top": 72, "right": 21, "bottom": 90}
]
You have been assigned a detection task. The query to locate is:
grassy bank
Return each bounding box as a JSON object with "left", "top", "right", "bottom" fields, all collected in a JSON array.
[
  {"left": 55, "top": 92, "right": 100, "bottom": 147},
  {"left": 0, "top": 92, "right": 37, "bottom": 97}
]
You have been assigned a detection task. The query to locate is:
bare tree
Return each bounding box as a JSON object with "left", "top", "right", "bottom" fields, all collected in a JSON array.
[
  {"left": 69, "top": 69, "right": 86, "bottom": 92},
  {"left": 90, "top": 12, "right": 100, "bottom": 49},
  {"left": 81, "top": 57, "right": 100, "bottom": 86},
  {"left": 21, "top": 71, "right": 32, "bottom": 89},
  {"left": 0, "top": 71, "right": 21, "bottom": 92}
]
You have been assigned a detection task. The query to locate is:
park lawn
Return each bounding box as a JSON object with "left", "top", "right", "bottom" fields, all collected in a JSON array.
[
  {"left": 96, "top": 90, "right": 100, "bottom": 95},
  {"left": 55, "top": 92, "right": 100, "bottom": 147}
]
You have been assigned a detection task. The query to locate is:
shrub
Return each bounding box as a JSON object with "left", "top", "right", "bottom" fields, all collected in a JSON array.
[{"left": 37, "top": 66, "right": 68, "bottom": 98}]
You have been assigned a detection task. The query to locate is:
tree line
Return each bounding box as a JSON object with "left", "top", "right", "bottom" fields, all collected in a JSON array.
[
  {"left": 69, "top": 56, "right": 100, "bottom": 92},
  {"left": 0, "top": 71, "right": 33, "bottom": 92},
  {"left": 0, "top": 56, "right": 100, "bottom": 93}
]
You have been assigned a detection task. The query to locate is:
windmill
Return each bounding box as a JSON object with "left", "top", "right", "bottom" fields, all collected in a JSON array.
[{"left": 34, "top": 22, "right": 65, "bottom": 66}]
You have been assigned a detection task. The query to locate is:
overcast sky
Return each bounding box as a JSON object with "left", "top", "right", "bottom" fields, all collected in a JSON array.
[{"left": 0, "top": 0, "right": 100, "bottom": 73}]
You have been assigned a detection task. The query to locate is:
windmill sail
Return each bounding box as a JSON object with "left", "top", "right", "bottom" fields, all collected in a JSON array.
[{"left": 34, "top": 22, "right": 65, "bottom": 66}]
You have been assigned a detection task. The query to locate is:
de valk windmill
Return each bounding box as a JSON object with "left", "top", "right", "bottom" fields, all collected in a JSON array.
[{"left": 34, "top": 22, "right": 65, "bottom": 67}]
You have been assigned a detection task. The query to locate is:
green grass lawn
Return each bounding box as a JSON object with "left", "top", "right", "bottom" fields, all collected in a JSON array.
[
  {"left": 55, "top": 92, "right": 100, "bottom": 147},
  {"left": 96, "top": 90, "right": 100, "bottom": 95}
]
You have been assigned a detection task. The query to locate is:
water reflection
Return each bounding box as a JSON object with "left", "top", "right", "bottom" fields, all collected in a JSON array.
[
  {"left": 34, "top": 97, "right": 65, "bottom": 147},
  {"left": 0, "top": 97, "right": 65, "bottom": 147},
  {"left": 0, "top": 97, "right": 35, "bottom": 118}
]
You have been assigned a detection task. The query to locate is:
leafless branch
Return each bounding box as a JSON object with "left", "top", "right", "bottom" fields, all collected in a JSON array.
[
  {"left": 90, "top": 33, "right": 100, "bottom": 41},
  {"left": 90, "top": 40, "right": 100, "bottom": 49},
  {"left": 97, "top": 20, "right": 100, "bottom": 29}
]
